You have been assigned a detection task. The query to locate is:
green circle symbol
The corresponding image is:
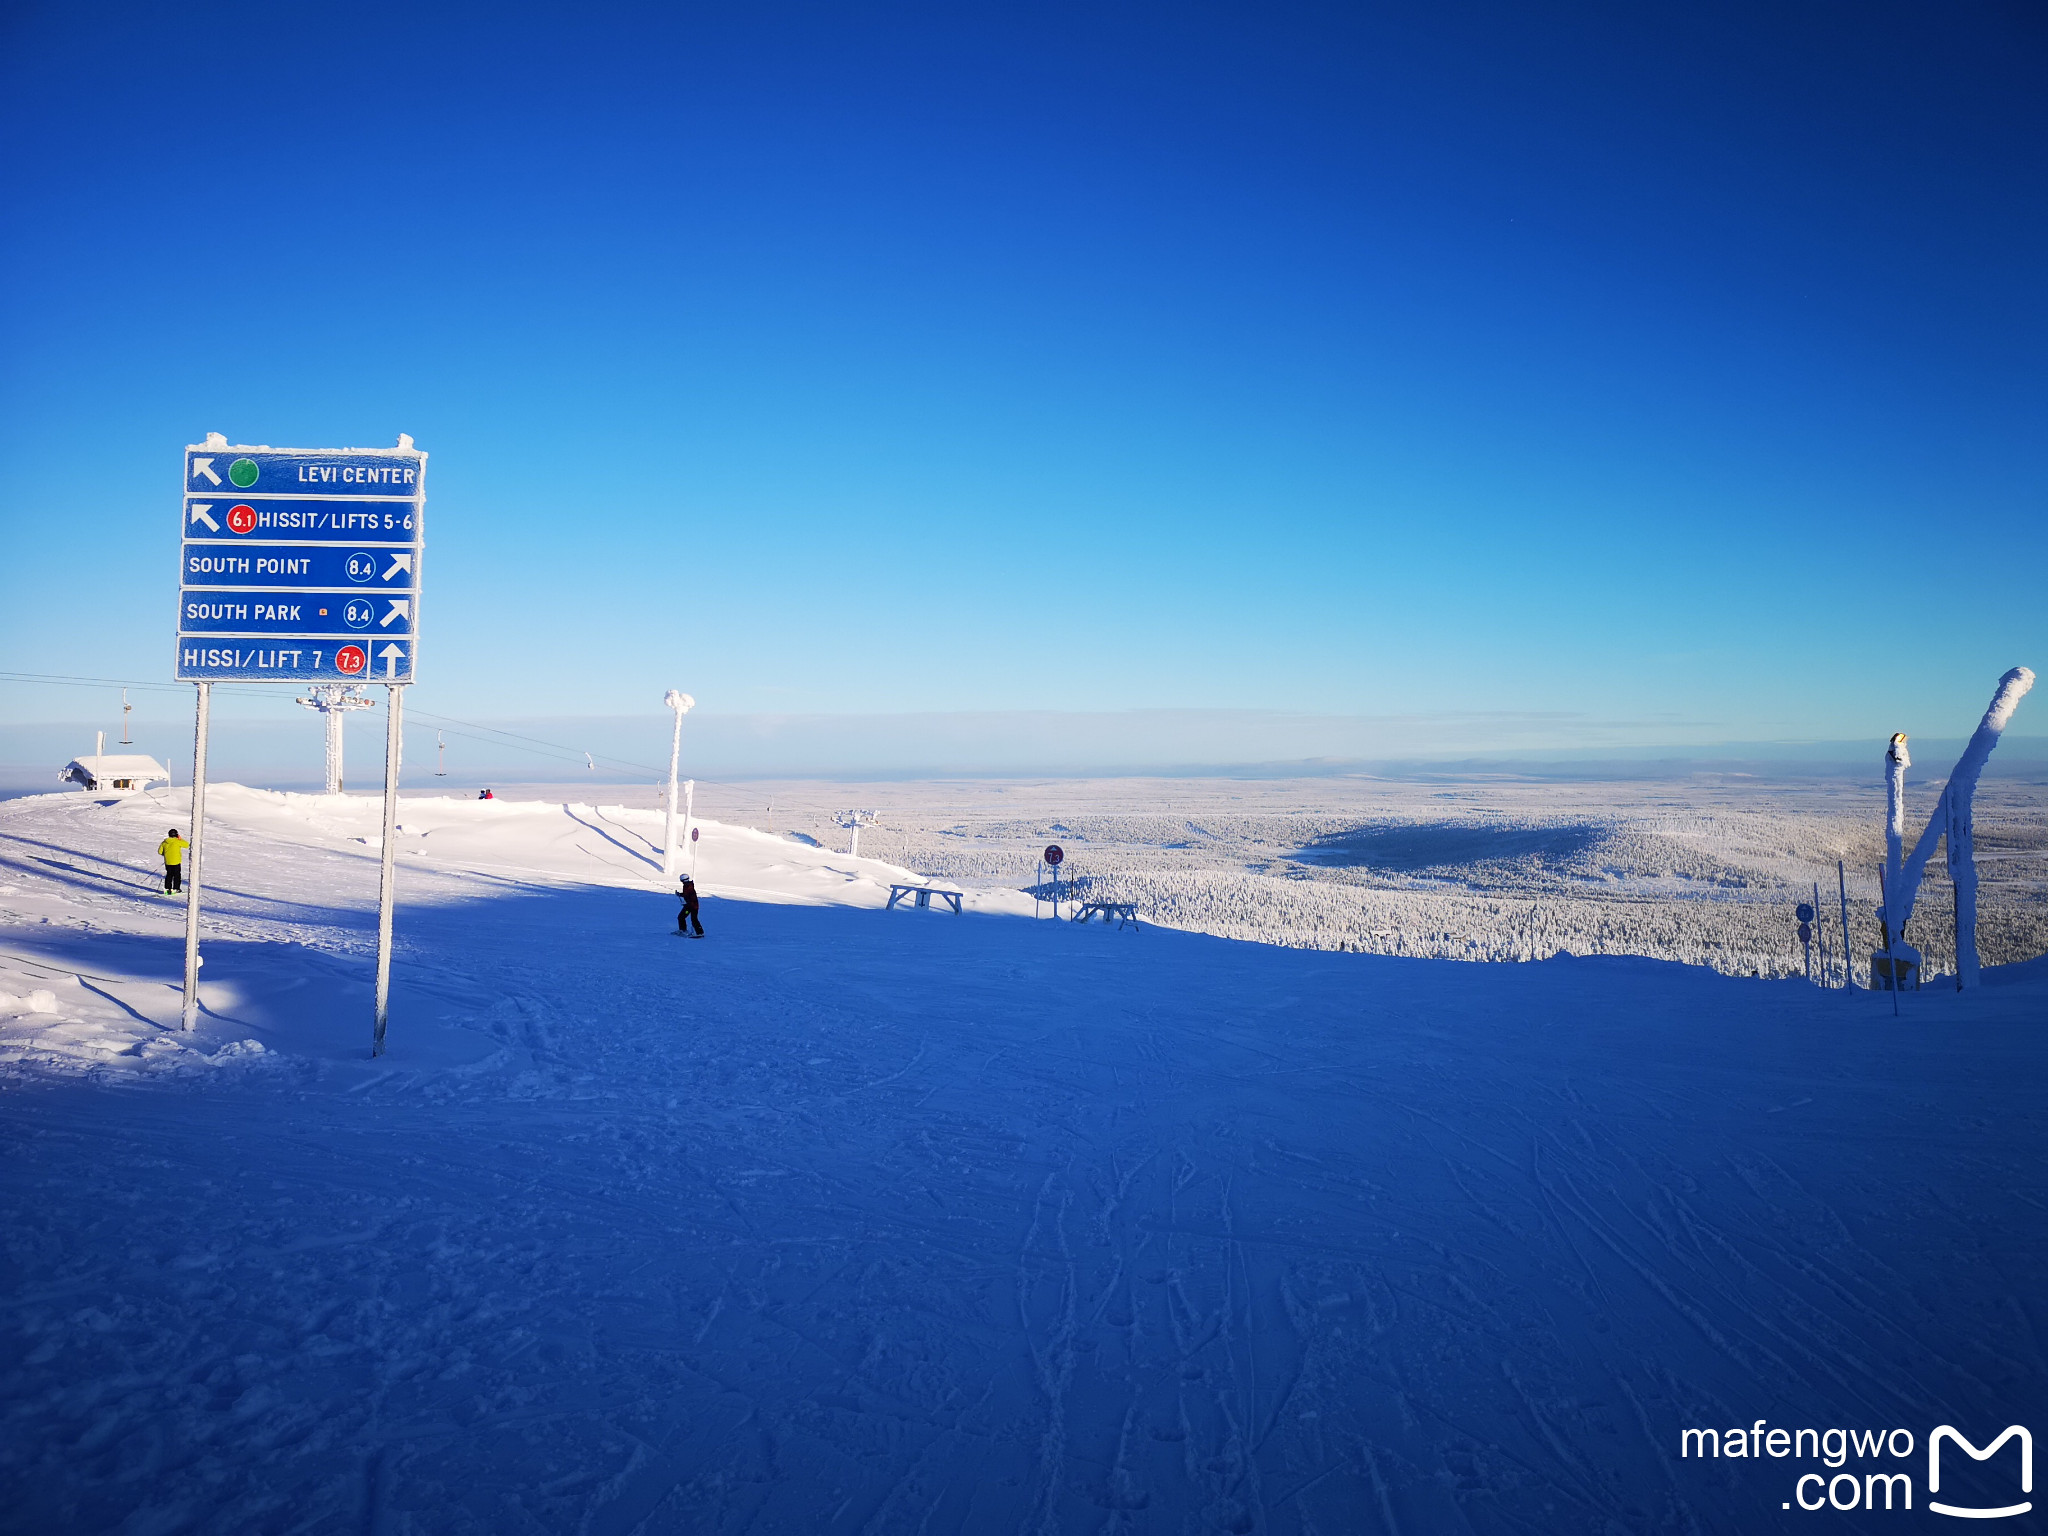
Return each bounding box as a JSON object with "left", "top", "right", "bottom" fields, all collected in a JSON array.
[{"left": 229, "top": 458, "right": 259, "bottom": 488}]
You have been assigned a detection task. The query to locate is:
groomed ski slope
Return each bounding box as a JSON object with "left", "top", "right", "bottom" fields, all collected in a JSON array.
[{"left": 1, "top": 786, "right": 2043, "bottom": 1533}]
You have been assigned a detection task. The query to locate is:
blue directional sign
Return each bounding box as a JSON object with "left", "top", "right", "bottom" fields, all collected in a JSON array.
[
  {"left": 176, "top": 439, "right": 425, "bottom": 684},
  {"left": 182, "top": 545, "right": 418, "bottom": 589},
  {"left": 178, "top": 590, "right": 417, "bottom": 635},
  {"left": 183, "top": 497, "right": 421, "bottom": 542}
]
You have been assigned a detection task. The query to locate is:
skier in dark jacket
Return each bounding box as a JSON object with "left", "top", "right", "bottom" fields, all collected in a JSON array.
[{"left": 677, "top": 877, "right": 704, "bottom": 937}]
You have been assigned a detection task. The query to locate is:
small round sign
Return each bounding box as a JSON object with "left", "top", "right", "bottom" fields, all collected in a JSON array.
[
  {"left": 690, "top": 827, "right": 699, "bottom": 842},
  {"left": 345, "top": 551, "right": 376, "bottom": 582},
  {"left": 1044, "top": 844, "right": 1064, "bottom": 866},
  {"left": 1795, "top": 902, "right": 1815, "bottom": 923},
  {"left": 335, "top": 645, "right": 367, "bottom": 675},
  {"left": 343, "top": 598, "right": 375, "bottom": 629},
  {"left": 228, "top": 458, "right": 259, "bottom": 488},
  {"left": 226, "top": 503, "right": 257, "bottom": 534}
]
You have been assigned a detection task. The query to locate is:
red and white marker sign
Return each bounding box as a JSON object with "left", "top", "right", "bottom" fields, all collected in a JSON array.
[
  {"left": 335, "top": 645, "right": 367, "bottom": 675},
  {"left": 226, "top": 503, "right": 257, "bottom": 534},
  {"left": 1044, "top": 844, "right": 1064, "bottom": 866}
]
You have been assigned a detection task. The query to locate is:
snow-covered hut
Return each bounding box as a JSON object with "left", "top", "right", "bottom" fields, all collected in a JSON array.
[{"left": 61, "top": 752, "right": 169, "bottom": 795}]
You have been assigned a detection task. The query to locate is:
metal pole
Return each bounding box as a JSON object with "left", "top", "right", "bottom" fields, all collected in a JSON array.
[
  {"left": 1883, "top": 733, "right": 1910, "bottom": 912},
  {"left": 1946, "top": 785, "right": 1963, "bottom": 992},
  {"left": 372, "top": 684, "right": 404, "bottom": 1056},
  {"left": 684, "top": 780, "right": 696, "bottom": 876},
  {"left": 1951, "top": 853, "right": 1963, "bottom": 992},
  {"left": 1949, "top": 780, "right": 1984, "bottom": 990},
  {"left": 326, "top": 705, "right": 344, "bottom": 794},
  {"left": 663, "top": 704, "right": 682, "bottom": 882},
  {"left": 1877, "top": 864, "right": 1900, "bottom": 1017},
  {"left": 1813, "top": 881, "right": 1827, "bottom": 987},
  {"left": 1837, "top": 860, "right": 1853, "bottom": 992},
  {"left": 181, "top": 682, "right": 211, "bottom": 1031}
]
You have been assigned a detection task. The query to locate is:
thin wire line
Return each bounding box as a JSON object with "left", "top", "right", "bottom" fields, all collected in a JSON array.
[{"left": 2, "top": 668, "right": 666, "bottom": 776}]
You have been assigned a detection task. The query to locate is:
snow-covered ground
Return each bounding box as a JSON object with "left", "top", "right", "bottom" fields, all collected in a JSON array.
[{"left": 1, "top": 784, "right": 2043, "bottom": 1532}]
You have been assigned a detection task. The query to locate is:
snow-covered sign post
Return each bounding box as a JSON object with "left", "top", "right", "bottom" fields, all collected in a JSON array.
[
  {"left": 175, "top": 434, "right": 426, "bottom": 1051},
  {"left": 661, "top": 689, "right": 695, "bottom": 883},
  {"left": 1878, "top": 666, "right": 2034, "bottom": 990}
]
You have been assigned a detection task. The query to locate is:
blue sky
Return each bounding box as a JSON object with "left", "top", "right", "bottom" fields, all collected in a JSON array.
[{"left": 1, "top": 1, "right": 2042, "bottom": 757}]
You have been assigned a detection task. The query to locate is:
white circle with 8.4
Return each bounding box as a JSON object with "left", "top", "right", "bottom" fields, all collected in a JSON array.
[
  {"left": 343, "top": 598, "right": 376, "bottom": 630},
  {"left": 345, "top": 551, "right": 377, "bottom": 583}
]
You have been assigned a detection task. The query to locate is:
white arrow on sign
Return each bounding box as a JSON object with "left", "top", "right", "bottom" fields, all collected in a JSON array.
[
  {"left": 380, "top": 599, "right": 411, "bottom": 627},
  {"left": 378, "top": 643, "right": 406, "bottom": 679},
  {"left": 189, "top": 503, "right": 220, "bottom": 532},
  {"left": 191, "top": 457, "right": 221, "bottom": 486},
  {"left": 381, "top": 553, "right": 413, "bottom": 581}
]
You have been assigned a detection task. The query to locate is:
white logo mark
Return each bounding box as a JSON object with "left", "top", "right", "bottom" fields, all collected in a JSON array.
[{"left": 1930, "top": 1425, "right": 2032, "bottom": 1519}]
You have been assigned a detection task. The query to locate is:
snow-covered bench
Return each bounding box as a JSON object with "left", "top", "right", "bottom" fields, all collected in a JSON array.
[
  {"left": 887, "top": 884, "right": 963, "bottom": 914},
  {"left": 1074, "top": 901, "right": 1140, "bottom": 930}
]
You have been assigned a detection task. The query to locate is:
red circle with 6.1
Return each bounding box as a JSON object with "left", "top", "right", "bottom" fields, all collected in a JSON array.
[
  {"left": 335, "top": 645, "right": 367, "bottom": 676},
  {"left": 226, "top": 504, "right": 257, "bottom": 534}
]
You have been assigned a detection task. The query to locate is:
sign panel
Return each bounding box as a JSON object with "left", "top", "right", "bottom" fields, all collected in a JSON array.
[
  {"left": 177, "top": 591, "right": 416, "bottom": 635},
  {"left": 177, "top": 440, "right": 425, "bottom": 684},
  {"left": 187, "top": 450, "right": 422, "bottom": 495},
  {"left": 185, "top": 498, "right": 422, "bottom": 541},
  {"left": 182, "top": 546, "right": 417, "bottom": 588},
  {"left": 177, "top": 640, "right": 412, "bottom": 682}
]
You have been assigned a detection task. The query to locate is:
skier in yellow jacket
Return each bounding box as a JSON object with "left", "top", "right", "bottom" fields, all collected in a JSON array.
[{"left": 157, "top": 829, "right": 189, "bottom": 894}]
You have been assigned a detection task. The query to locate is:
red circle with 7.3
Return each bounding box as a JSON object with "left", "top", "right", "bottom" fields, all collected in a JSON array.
[
  {"left": 226, "top": 504, "right": 257, "bottom": 534},
  {"left": 335, "top": 646, "right": 367, "bottom": 676}
]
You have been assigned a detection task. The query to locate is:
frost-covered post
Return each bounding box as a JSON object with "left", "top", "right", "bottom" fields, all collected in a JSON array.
[
  {"left": 296, "top": 686, "right": 374, "bottom": 794},
  {"left": 181, "top": 683, "right": 211, "bottom": 1032},
  {"left": 662, "top": 690, "right": 694, "bottom": 883},
  {"left": 1883, "top": 732, "right": 1910, "bottom": 926},
  {"left": 1942, "top": 667, "right": 2032, "bottom": 985},
  {"left": 1882, "top": 666, "right": 2034, "bottom": 988}
]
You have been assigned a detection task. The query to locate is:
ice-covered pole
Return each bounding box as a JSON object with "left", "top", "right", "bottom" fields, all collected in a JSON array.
[
  {"left": 1882, "top": 732, "right": 1910, "bottom": 944},
  {"left": 297, "top": 686, "right": 373, "bottom": 794},
  {"left": 1890, "top": 667, "right": 2033, "bottom": 983},
  {"left": 325, "top": 710, "right": 343, "bottom": 793},
  {"left": 662, "top": 690, "right": 694, "bottom": 883}
]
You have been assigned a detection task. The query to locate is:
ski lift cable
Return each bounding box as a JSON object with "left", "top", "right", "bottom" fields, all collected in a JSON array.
[
  {"left": 1, "top": 669, "right": 276, "bottom": 700},
  {"left": 4, "top": 669, "right": 780, "bottom": 791},
  {"left": 2, "top": 669, "right": 664, "bottom": 776}
]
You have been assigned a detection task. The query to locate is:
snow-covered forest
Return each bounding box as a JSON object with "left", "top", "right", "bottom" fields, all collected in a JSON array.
[{"left": 673, "top": 775, "right": 2048, "bottom": 981}]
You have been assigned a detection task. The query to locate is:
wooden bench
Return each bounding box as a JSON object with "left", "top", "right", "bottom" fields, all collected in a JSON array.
[
  {"left": 1074, "top": 901, "right": 1140, "bottom": 930},
  {"left": 887, "top": 884, "right": 964, "bottom": 914}
]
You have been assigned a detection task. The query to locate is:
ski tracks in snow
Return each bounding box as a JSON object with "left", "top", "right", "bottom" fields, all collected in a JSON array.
[{"left": 2, "top": 797, "right": 2045, "bottom": 1532}]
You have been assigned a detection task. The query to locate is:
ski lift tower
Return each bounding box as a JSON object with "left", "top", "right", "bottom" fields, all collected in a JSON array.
[
  {"left": 295, "top": 685, "right": 376, "bottom": 794},
  {"left": 836, "top": 808, "right": 879, "bottom": 858}
]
